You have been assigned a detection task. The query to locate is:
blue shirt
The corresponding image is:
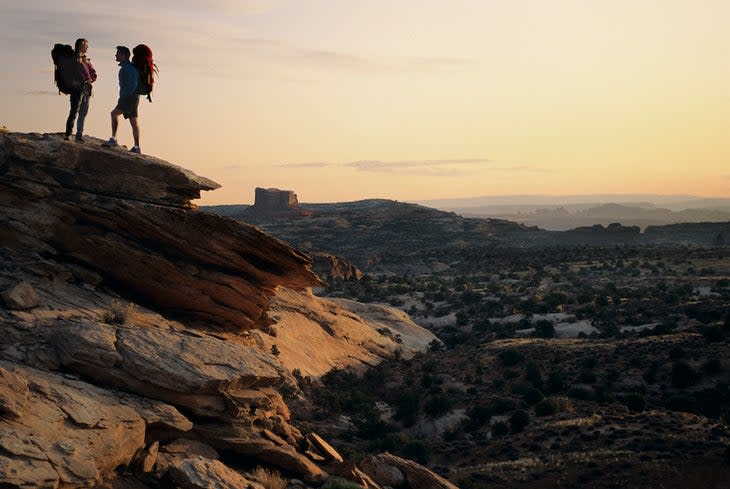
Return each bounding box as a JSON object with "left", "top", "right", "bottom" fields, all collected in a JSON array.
[{"left": 118, "top": 61, "right": 139, "bottom": 98}]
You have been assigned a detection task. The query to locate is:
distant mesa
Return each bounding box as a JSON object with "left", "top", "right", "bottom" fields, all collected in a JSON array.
[{"left": 242, "top": 187, "right": 313, "bottom": 219}]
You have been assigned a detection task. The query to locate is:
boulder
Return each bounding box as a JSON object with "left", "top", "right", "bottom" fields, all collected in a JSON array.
[
  {"left": 168, "top": 457, "right": 265, "bottom": 489},
  {"left": 1, "top": 281, "right": 40, "bottom": 310},
  {"left": 366, "top": 453, "right": 458, "bottom": 489},
  {"left": 360, "top": 455, "right": 405, "bottom": 488}
]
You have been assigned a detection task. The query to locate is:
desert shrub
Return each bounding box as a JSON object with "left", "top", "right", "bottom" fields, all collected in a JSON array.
[
  {"left": 578, "top": 370, "right": 597, "bottom": 384},
  {"left": 664, "top": 394, "right": 696, "bottom": 413},
  {"left": 525, "top": 361, "right": 544, "bottom": 389},
  {"left": 703, "top": 358, "right": 723, "bottom": 375},
  {"left": 534, "top": 398, "right": 559, "bottom": 416},
  {"left": 464, "top": 405, "right": 492, "bottom": 431},
  {"left": 534, "top": 320, "right": 556, "bottom": 338},
  {"left": 694, "top": 385, "right": 730, "bottom": 418},
  {"left": 102, "top": 299, "right": 136, "bottom": 324},
  {"left": 424, "top": 396, "right": 453, "bottom": 418},
  {"left": 490, "top": 397, "right": 517, "bottom": 414},
  {"left": 522, "top": 388, "right": 545, "bottom": 406},
  {"left": 252, "top": 466, "right": 286, "bottom": 489},
  {"left": 402, "top": 438, "right": 432, "bottom": 464},
  {"left": 568, "top": 386, "right": 595, "bottom": 401},
  {"left": 620, "top": 394, "right": 646, "bottom": 413},
  {"left": 270, "top": 344, "right": 280, "bottom": 356},
  {"left": 499, "top": 349, "right": 525, "bottom": 367},
  {"left": 503, "top": 369, "right": 520, "bottom": 380},
  {"left": 356, "top": 418, "right": 399, "bottom": 439},
  {"left": 509, "top": 410, "right": 530, "bottom": 433},
  {"left": 546, "top": 371, "right": 566, "bottom": 393},
  {"left": 492, "top": 421, "right": 509, "bottom": 437},
  {"left": 669, "top": 346, "right": 686, "bottom": 360},
  {"left": 581, "top": 357, "right": 598, "bottom": 369},
  {"left": 671, "top": 362, "right": 701, "bottom": 388},
  {"left": 643, "top": 363, "right": 660, "bottom": 384},
  {"left": 394, "top": 391, "right": 420, "bottom": 426},
  {"left": 701, "top": 326, "right": 726, "bottom": 343}
]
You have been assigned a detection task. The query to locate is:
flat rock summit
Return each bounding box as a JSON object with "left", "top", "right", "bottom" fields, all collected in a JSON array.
[{"left": 0, "top": 132, "right": 445, "bottom": 489}]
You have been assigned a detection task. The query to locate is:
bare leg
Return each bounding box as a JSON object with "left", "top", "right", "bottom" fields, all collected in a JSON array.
[
  {"left": 129, "top": 117, "right": 139, "bottom": 147},
  {"left": 110, "top": 109, "right": 123, "bottom": 138}
]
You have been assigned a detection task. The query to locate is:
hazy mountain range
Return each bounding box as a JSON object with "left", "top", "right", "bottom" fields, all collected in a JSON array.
[{"left": 413, "top": 195, "right": 730, "bottom": 231}]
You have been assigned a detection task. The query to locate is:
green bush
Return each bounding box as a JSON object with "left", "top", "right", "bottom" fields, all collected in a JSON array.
[
  {"left": 534, "top": 398, "right": 559, "bottom": 416},
  {"left": 490, "top": 397, "right": 517, "bottom": 414},
  {"left": 547, "top": 371, "right": 566, "bottom": 393},
  {"left": 464, "top": 405, "right": 492, "bottom": 431},
  {"left": 664, "top": 394, "right": 696, "bottom": 413},
  {"left": 671, "top": 362, "right": 701, "bottom": 388},
  {"left": 510, "top": 410, "right": 530, "bottom": 433},
  {"left": 534, "top": 320, "right": 556, "bottom": 338},
  {"left": 402, "top": 438, "right": 432, "bottom": 464},
  {"left": 424, "top": 396, "right": 453, "bottom": 418},
  {"left": 522, "top": 388, "right": 545, "bottom": 406},
  {"left": 499, "top": 349, "right": 526, "bottom": 366},
  {"left": 492, "top": 421, "right": 509, "bottom": 437},
  {"left": 620, "top": 394, "right": 646, "bottom": 413}
]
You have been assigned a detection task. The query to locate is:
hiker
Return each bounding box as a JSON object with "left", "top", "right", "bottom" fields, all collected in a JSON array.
[
  {"left": 102, "top": 46, "right": 141, "bottom": 153},
  {"left": 64, "top": 38, "right": 97, "bottom": 142}
]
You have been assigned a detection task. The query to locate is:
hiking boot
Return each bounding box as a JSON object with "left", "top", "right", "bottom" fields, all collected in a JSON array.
[
  {"left": 63, "top": 134, "right": 71, "bottom": 141},
  {"left": 129, "top": 146, "right": 141, "bottom": 154},
  {"left": 75, "top": 135, "right": 84, "bottom": 143},
  {"left": 101, "top": 138, "right": 117, "bottom": 147}
]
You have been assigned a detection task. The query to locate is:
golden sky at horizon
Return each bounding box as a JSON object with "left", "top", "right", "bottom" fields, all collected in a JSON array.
[{"left": 0, "top": 0, "right": 727, "bottom": 204}]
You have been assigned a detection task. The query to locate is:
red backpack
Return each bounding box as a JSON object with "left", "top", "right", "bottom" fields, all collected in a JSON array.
[{"left": 132, "top": 44, "right": 158, "bottom": 102}]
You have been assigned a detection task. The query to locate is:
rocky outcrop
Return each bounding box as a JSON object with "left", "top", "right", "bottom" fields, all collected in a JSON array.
[
  {"left": 256, "top": 288, "right": 438, "bottom": 377},
  {"left": 0, "top": 132, "right": 321, "bottom": 331},
  {"left": 311, "top": 252, "right": 363, "bottom": 281},
  {"left": 242, "top": 187, "right": 313, "bottom": 219},
  {"left": 0, "top": 132, "right": 447, "bottom": 489},
  {"left": 0, "top": 361, "right": 151, "bottom": 489},
  {"left": 360, "top": 452, "right": 459, "bottom": 489}
]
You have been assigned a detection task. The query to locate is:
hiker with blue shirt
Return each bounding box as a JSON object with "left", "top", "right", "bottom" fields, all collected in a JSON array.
[{"left": 102, "top": 46, "right": 141, "bottom": 154}]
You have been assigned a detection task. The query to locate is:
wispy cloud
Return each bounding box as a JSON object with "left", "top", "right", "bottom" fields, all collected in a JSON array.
[
  {"left": 234, "top": 37, "right": 469, "bottom": 74},
  {"left": 26, "top": 90, "right": 57, "bottom": 96},
  {"left": 277, "top": 158, "right": 553, "bottom": 177}
]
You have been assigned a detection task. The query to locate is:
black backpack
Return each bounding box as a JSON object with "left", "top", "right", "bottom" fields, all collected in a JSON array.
[{"left": 51, "top": 44, "right": 76, "bottom": 95}]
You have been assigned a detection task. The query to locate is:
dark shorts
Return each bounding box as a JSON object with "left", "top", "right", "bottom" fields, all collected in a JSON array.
[{"left": 115, "top": 95, "right": 140, "bottom": 119}]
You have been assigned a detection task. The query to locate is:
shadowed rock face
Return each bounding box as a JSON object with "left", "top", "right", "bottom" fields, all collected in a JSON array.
[{"left": 0, "top": 132, "right": 322, "bottom": 331}]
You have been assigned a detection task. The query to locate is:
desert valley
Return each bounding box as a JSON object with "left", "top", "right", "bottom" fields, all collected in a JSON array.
[{"left": 1, "top": 132, "right": 728, "bottom": 489}]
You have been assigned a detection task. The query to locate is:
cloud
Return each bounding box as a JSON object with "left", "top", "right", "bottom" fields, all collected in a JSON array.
[
  {"left": 277, "top": 158, "right": 552, "bottom": 177},
  {"left": 234, "top": 37, "right": 469, "bottom": 74},
  {"left": 26, "top": 90, "right": 57, "bottom": 96},
  {"left": 276, "top": 162, "right": 333, "bottom": 168}
]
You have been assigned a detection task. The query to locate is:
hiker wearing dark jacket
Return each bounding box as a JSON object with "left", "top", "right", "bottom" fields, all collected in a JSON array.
[
  {"left": 65, "top": 38, "right": 96, "bottom": 142},
  {"left": 102, "top": 46, "right": 142, "bottom": 153}
]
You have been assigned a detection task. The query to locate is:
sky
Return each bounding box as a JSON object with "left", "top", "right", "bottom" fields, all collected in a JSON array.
[{"left": 0, "top": 0, "right": 728, "bottom": 205}]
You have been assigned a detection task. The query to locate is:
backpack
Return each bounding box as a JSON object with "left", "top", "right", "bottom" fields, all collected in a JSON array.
[
  {"left": 51, "top": 43, "right": 76, "bottom": 95},
  {"left": 132, "top": 44, "right": 158, "bottom": 102}
]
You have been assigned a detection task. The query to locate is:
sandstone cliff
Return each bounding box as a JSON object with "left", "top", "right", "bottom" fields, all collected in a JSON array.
[{"left": 0, "top": 132, "right": 443, "bottom": 489}]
